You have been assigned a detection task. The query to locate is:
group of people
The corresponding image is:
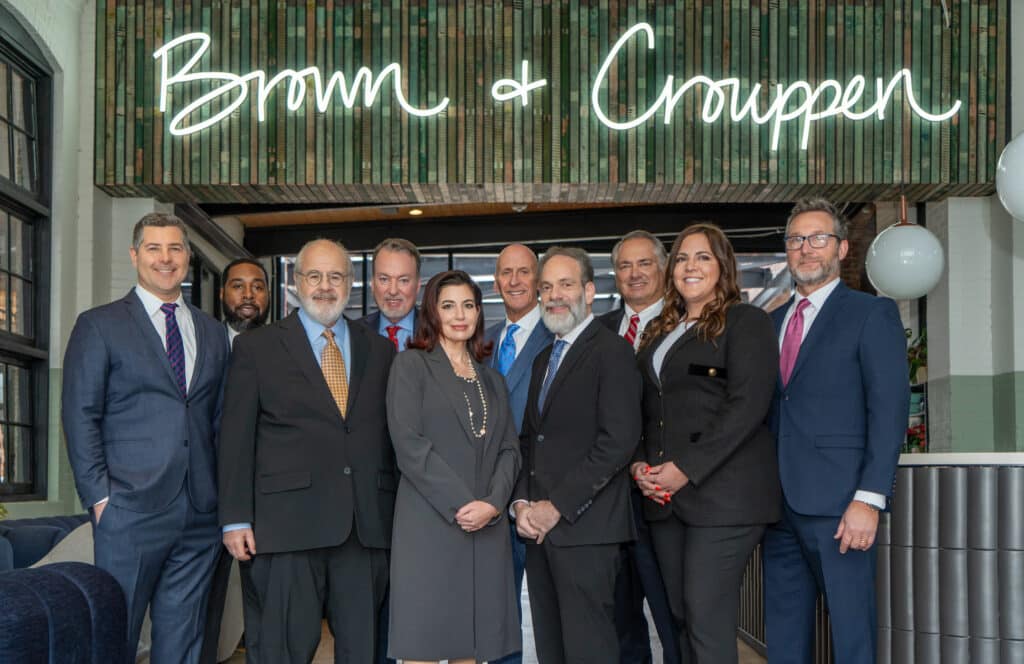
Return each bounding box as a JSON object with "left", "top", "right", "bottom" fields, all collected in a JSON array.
[{"left": 60, "top": 197, "right": 909, "bottom": 664}]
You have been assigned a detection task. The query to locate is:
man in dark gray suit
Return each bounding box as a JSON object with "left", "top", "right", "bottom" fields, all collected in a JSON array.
[
  {"left": 362, "top": 237, "right": 421, "bottom": 350},
  {"left": 62, "top": 212, "right": 230, "bottom": 662},
  {"left": 484, "top": 243, "right": 554, "bottom": 664}
]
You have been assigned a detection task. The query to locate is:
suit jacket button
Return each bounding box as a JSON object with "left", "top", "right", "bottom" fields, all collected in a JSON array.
[
  {"left": 183, "top": 440, "right": 189, "bottom": 447},
  {"left": 537, "top": 434, "right": 544, "bottom": 443},
  {"left": 708, "top": 368, "right": 717, "bottom": 377},
  {"left": 657, "top": 450, "right": 664, "bottom": 458},
  {"left": 659, "top": 420, "right": 663, "bottom": 428},
  {"left": 343, "top": 467, "right": 352, "bottom": 475},
  {"left": 529, "top": 470, "right": 536, "bottom": 477}
]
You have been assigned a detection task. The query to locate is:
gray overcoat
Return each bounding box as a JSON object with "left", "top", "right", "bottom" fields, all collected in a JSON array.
[{"left": 385, "top": 347, "right": 523, "bottom": 662}]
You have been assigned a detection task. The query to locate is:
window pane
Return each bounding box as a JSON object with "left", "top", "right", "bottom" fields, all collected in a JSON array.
[
  {"left": 9, "top": 215, "right": 31, "bottom": 277},
  {"left": 0, "top": 273, "right": 8, "bottom": 332},
  {"left": 8, "top": 425, "right": 31, "bottom": 484},
  {"left": 0, "top": 424, "right": 7, "bottom": 485},
  {"left": 0, "top": 63, "right": 7, "bottom": 119},
  {"left": 10, "top": 70, "right": 24, "bottom": 130},
  {"left": 7, "top": 365, "right": 29, "bottom": 424},
  {"left": 0, "top": 362, "right": 6, "bottom": 421},
  {"left": 11, "top": 130, "right": 34, "bottom": 190},
  {"left": 0, "top": 122, "right": 9, "bottom": 180},
  {"left": 0, "top": 212, "right": 7, "bottom": 270},
  {"left": 10, "top": 277, "right": 30, "bottom": 337}
]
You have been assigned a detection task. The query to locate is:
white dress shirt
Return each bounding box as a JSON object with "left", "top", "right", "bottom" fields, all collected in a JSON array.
[
  {"left": 616, "top": 298, "right": 664, "bottom": 351},
  {"left": 651, "top": 320, "right": 695, "bottom": 378},
  {"left": 134, "top": 284, "right": 197, "bottom": 391},
  {"left": 778, "top": 277, "right": 886, "bottom": 511},
  {"left": 498, "top": 304, "right": 542, "bottom": 361}
]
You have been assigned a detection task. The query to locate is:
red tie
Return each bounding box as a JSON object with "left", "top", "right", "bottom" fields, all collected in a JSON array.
[
  {"left": 386, "top": 325, "right": 401, "bottom": 351},
  {"left": 623, "top": 313, "right": 640, "bottom": 347},
  {"left": 779, "top": 299, "right": 811, "bottom": 386}
]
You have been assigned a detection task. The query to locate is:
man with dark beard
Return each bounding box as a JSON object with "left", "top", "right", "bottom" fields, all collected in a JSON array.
[
  {"left": 219, "top": 239, "right": 397, "bottom": 663},
  {"left": 513, "top": 246, "right": 642, "bottom": 664},
  {"left": 200, "top": 258, "right": 272, "bottom": 664},
  {"left": 763, "top": 199, "right": 908, "bottom": 664}
]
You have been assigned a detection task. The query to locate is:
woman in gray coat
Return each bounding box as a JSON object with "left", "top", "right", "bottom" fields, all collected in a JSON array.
[{"left": 386, "top": 270, "right": 523, "bottom": 664}]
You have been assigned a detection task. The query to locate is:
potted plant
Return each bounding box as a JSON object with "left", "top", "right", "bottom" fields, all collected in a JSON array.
[{"left": 906, "top": 328, "right": 927, "bottom": 385}]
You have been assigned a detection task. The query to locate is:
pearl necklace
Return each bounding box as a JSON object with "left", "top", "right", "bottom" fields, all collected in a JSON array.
[{"left": 460, "top": 371, "right": 489, "bottom": 438}]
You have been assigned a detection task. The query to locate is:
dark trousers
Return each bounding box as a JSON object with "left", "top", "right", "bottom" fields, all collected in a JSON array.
[
  {"left": 93, "top": 490, "right": 221, "bottom": 664},
  {"left": 492, "top": 521, "right": 527, "bottom": 664},
  {"left": 200, "top": 547, "right": 233, "bottom": 664},
  {"left": 249, "top": 537, "right": 388, "bottom": 664},
  {"left": 525, "top": 539, "right": 621, "bottom": 664},
  {"left": 763, "top": 505, "right": 877, "bottom": 664},
  {"left": 649, "top": 518, "right": 764, "bottom": 664},
  {"left": 237, "top": 559, "right": 262, "bottom": 663},
  {"left": 614, "top": 490, "right": 682, "bottom": 664}
]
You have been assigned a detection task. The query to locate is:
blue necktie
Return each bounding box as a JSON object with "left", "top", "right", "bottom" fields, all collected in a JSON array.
[
  {"left": 161, "top": 302, "right": 187, "bottom": 398},
  {"left": 496, "top": 323, "right": 520, "bottom": 376},
  {"left": 537, "top": 339, "right": 567, "bottom": 410}
]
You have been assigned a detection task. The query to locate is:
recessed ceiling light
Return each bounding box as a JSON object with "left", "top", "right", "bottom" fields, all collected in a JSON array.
[{"left": 408, "top": 208, "right": 423, "bottom": 216}]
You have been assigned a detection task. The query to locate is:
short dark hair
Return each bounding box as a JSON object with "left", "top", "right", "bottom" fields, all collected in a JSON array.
[
  {"left": 132, "top": 212, "right": 191, "bottom": 252},
  {"left": 221, "top": 258, "right": 268, "bottom": 285},
  {"left": 409, "top": 270, "right": 493, "bottom": 361},
  {"left": 538, "top": 246, "right": 594, "bottom": 285},
  {"left": 786, "top": 198, "right": 849, "bottom": 240},
  {"left": 372, "top": 238, "right": 422, "bottom": 275}
]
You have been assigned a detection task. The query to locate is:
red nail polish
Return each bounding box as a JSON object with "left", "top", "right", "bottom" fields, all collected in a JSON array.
[
  {"left": 664, "top": 492, "right": 671, "bottom": 500},
  {"left": 645, "top": 466, "right": 651, "bottom": 473},
  {"left": 655, "top": 485, "right": 662, "bottom": 491}
]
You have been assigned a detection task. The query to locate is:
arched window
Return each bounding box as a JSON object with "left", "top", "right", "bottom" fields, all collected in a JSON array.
[{"left": 0, "top": 5, "right": 51, "bottom": 499}]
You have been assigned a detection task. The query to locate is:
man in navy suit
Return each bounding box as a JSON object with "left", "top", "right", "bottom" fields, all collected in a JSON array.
[
  {"left": 362, "top": 238, "right": 421, "bottom": 350},
  {"left": 484, "top": 243, "right": 554, "bottom": 664},
  {"left": 598, "top": 230, "right": 680, "bottom": 664},
  {"left": 62, "top": 212, "right": 230, "bottom": 662},
  {"left": 763, "top": 199, "right": 909, "bottom": 664}
]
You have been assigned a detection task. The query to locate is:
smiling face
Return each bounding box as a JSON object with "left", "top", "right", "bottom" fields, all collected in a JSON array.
[
  {"left": 221, "top": 262, "right": 270, "bottom": 332},
  {"left": 130, "top": 225, "right": 190, "bottom": 302},
  {"left": 371, "top": 248, "right": 419, "bottom": 323},
  {"left": 786, "top": 210, "right": 848, "bottom": 295},
  {"left": 671, "top": 232, "right": 722, "bottom": 319},
  {"left": 614, "top": 237, "right": 664, "bottom": 311},
  {"left": 494, "top": 244, "right": 539, "bottom": 322},
  {"left": 437, "top": 283, "right": 480, "bottom": 345},
  {"left": 539, "top": 254, "right": 595, "bottom": 337},
  {"left": 295, "top": 241, "right": 352, "bottom": 327}
]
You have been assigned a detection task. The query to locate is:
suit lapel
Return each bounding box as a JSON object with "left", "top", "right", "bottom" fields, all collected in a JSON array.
[
  {"left": 772, "top": 299, "right": 791, "bottom": 389},
  {"left": 278, "top": 312, "right": 344, "bottom": 421},
  {"left": 506, "top": 323, "right": 552, "bottom": 396},
  {"left": 124, "top": 290, "right": 186, "bottom": 398},
  {"left": 424, "top": 348, "right": 478, "bottom": 444},
  {"left": 345, "top": 320, "right": 370, "bottom": 413},
  {"left": 787, "top": 283, "right": 849, "bottom": 386},
  {"left": 540, "top": 319, "right": 599, "bottom": 419},
  {"left": 641, "top": 324, "right": 699, "bottom": 385},
  {"left": 186, "top": 303, "right": 207, "bottom": 396}
]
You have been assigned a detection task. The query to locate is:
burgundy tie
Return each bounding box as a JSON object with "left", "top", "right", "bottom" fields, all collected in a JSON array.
[
  {"left": 779, "top": 299, "right": 811, "bottom": 386},
  {"left": 386, "top": 325, "right": 401, "bottom": 351},
  {"left": 623, "top": 313, "right": 640, "bottom": 347}
]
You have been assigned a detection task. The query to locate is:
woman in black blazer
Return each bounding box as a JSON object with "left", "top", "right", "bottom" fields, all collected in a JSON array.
[{"left": 632, "top": 223, "right": 781, "bottom": 664}]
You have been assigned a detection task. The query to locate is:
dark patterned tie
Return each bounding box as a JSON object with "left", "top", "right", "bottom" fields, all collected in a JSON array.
[{"left": 161, "top": 302, "right": 187, "bottom": 397}]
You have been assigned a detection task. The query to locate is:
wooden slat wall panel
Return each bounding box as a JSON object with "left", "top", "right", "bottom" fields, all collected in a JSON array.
[{"left": 94, "top": 0, "right": 1007, "bottom": 204}]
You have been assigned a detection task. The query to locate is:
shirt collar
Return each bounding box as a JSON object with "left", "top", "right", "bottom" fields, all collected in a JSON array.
[
  {"left": 556, "top": 313, "right": 595, "bottom": 345},
  {"left": 298, "top": 308, "right": 349, "bottom": 346},
  {"left": 624, "top": 297, "right": 664, "bottom": 323},
  {"left": 794, "top": 277, "right": 841, "bottom": 312},
  {"left": 505, "top": 303, "right": 541, "bottom": 333},
  {"left": 381, "top": 308, "right": 416, "bottom": 332},
  {"left": 135, "top": 284, "right": 187, "bottom": 316}
]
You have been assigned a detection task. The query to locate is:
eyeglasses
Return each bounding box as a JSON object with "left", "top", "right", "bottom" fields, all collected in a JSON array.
[
  {"left": 784, "top": 233, "right": 840, "bottom": 251},
  {"left": 296, "top": 270, "right": 349, "bottom": 287}
]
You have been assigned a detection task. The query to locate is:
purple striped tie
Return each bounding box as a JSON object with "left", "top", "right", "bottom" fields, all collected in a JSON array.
[{"left": 161, "top": 303, "right": 187, "bottom": 398}]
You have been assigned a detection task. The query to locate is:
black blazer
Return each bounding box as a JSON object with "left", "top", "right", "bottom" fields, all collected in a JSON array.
[
  {"left": 636, "top": 303, "right": 781, "bottom": 526},
  {"left": 218, "top": 313, "right": 397, "bottom": 554},
  {"left": 515, "top": 318, "right": 641, "bottom": 546}
]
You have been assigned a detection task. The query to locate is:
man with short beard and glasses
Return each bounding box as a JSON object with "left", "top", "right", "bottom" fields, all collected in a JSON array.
[
  {"left": 763, "top": 199, "right": 908, "bottom": 664},
  {"left": 512, "top": 246, "right": 642, "bottom": 664},
  {"left": 201, "top": 258, "right": 272, "bottom": 664},
  {"left": 218, "top": 239, "right": 397, "bottom": 663}
]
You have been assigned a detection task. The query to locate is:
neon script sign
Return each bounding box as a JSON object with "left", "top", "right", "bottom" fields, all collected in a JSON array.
[{"left": 155, "top": 23, "right": 961, "bottom": 150}]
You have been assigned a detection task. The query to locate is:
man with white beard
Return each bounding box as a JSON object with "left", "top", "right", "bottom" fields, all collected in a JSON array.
[
  {"left": 218, "top": 239, "right": 397, "bottom": 663},
  {"left": 513, "top": 246, "right": 642, "bottom": 664}
]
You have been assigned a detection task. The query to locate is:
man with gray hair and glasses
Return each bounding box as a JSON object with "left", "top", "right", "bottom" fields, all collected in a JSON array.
[
  {"left": 513, "top": 246, "right": 642, "bottom": 664},
  {"left": 63, "top": 212, "right": 231, "bottom": 661},
  {"left": 763, "top": 199, "right": 908, "bottom": 664},
  {"left": 219, "top": 239, "right": 397, "bottom": 662}
]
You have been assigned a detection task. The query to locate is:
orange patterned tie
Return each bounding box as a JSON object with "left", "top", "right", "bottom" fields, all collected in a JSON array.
[{"left": 321, "top": 329, "right": 349, "bottom": 416}]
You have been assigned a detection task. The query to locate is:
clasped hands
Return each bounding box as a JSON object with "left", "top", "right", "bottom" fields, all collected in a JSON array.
[
  {"left": 455, "top": 500, "right": 499, "bottom": 533},
  {"left": 514, "top": 500, "right": 561, "bottom": 543},
  {"left": 631, "top": 461, "right": 688, "bottom": 505}
]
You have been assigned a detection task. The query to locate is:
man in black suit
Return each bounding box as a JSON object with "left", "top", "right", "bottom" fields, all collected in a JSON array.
[
  {"left": 598, "top": 231, "right": 679, "bottom": 664},
  {"left": 362, "top": 237, "right": 421, "bottom": 350},
  {"left": 219, "top": 239, "right": 396, "bottom": 663},
  {"left": 514, "top": 246, "right": 642, "bottom": 664},
  {"left": 201, "top": 258, "right": 272, "bottom": 664}
]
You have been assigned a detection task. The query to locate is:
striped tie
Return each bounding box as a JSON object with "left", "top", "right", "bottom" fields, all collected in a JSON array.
[
  {"left": 322, "top": 329, "right": 349, "bottom": 416},
  {"left": 161, "top": 303, "right": 187, "bottom": 398},
  {"left": 623, "top": 313, "right": 640, "bottom": 347}
]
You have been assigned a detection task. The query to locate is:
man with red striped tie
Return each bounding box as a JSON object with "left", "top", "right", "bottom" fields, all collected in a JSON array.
[{"left": 598, "top": 230, "right": 681, "bottom": 664}]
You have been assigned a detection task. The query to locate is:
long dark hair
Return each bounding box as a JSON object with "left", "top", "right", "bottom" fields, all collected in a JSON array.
[
  {"left": 409, "top": 270, "right": 494, "bottom": 361},
  {"left": 641, "top": 223, "right": 741, "bottom": 347}
]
